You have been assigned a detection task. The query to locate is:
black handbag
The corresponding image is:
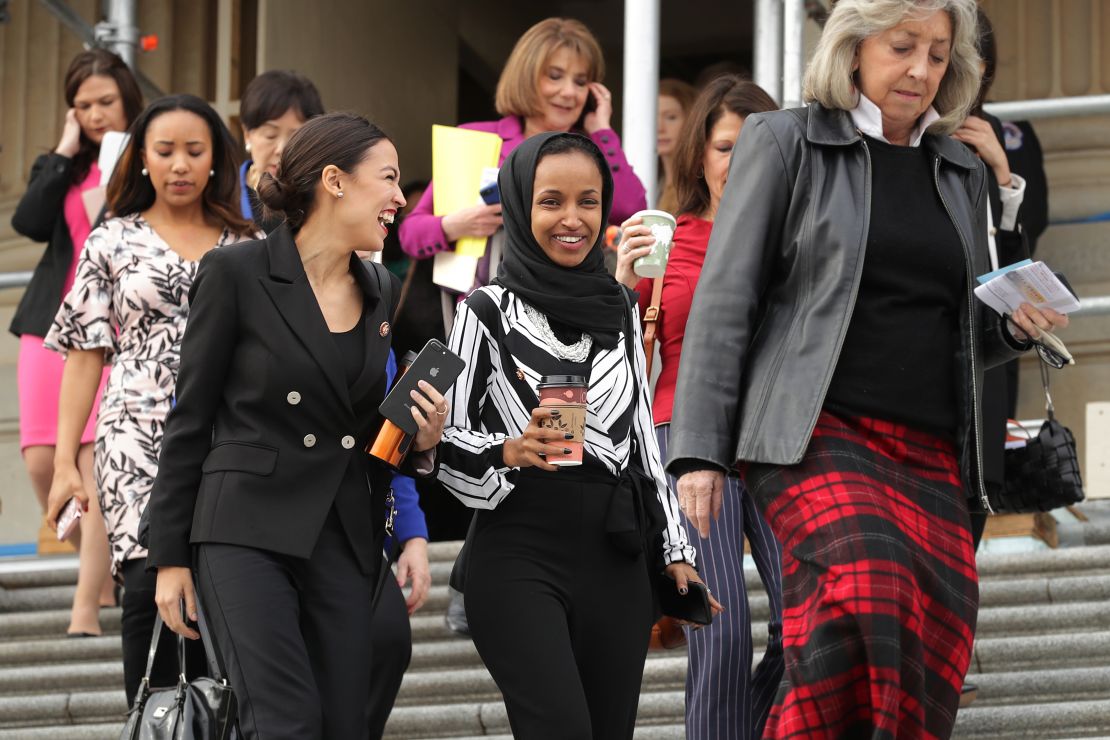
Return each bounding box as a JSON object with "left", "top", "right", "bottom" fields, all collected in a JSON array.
[
  {"left": 992, "top": 359, "right": 1085, "bottom": 514},
  {"left": 120, "top": 599, "right": 238, "bottom": 740}
]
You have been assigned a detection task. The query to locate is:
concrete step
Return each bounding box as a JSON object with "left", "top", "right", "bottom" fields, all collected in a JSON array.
[
  {"left": 954, "top": 698, "right": 1110, "bottom": 738},
  {"left": 971, "top": 666, "right": 1110, "bottom": 707},
  {"left": 973, "top": 631, "right": 1110, "bottom": 673},
  {"left": 0, "top": 689, "right": 124, "bottom": 730},
  {"left": 0, "top": 723, "right": 121, "bottom": 739},
  {"left": 0, "top": 610, "right": 121, "bottom": 641}
]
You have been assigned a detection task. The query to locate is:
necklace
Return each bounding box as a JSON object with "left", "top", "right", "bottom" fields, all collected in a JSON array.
[{"left": 522, "top": 303, "right": 593, "bottom": 363}]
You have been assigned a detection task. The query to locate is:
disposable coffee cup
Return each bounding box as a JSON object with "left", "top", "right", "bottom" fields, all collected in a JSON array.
[
  {"left": 536, "top": 374, "right": 588, "bottom": 466},
  {"left": 631, "top": 209, "right": 677, "bottom": 279}
]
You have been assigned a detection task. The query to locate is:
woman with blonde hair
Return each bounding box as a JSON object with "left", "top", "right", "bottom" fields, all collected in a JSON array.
[
  {"left": 666, "top": 1, "right": 1068, "bottom": 736},
  {"left": 399, "top": 17, "right": 646, "bottom": 299}
]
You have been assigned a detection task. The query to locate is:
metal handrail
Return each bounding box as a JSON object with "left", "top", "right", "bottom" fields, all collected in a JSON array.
[
  {"left": 0, "top": 272, "right": 33, "bottom": 291},
  {"left": 983, "top": 94, "right": 1110, "bottom": 121}
]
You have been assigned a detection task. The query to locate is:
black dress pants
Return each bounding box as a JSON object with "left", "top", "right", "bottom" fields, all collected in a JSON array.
[
  {"left": 367, "top": 556, "right": 412, "bottom": 739},
  {"left": 464, "top": 468, "right": 654, "bottom": 740},
  {"left": 119, "top": 559, "right": 206, "bottom": 704},
  {"left": 195, "top": 509, "right": 380, "bottom": 740}
]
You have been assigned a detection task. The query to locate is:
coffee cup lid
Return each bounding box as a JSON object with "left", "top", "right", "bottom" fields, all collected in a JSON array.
[{"left": 537, "top": 374, "right": 588, "bottom": 389}]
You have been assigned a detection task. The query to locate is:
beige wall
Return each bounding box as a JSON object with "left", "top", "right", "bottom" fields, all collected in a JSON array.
[{"left": 257, "top": 0, "right": 459, "bottom": 183}]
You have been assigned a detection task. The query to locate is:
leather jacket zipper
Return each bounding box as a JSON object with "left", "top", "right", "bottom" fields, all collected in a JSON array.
[
  {"left": 810, "top": 133, "right": 873, "bottom": 441},
  {"left": 933, "top": 156, "right": 993, "bottom": 513}
]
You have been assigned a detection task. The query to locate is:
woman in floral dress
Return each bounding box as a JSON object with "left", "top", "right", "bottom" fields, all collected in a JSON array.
[{"left": 45, "top": 94, "right": 258, "bottom": 704}]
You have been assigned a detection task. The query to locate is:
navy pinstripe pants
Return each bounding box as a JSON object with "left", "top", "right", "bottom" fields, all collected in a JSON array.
[{"left": 657, "top": 425, "right": 785, "bottom": 740}]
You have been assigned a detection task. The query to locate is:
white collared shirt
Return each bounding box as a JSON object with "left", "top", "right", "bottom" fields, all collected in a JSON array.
[{"left": 849, "top": 93, "right": 940, "bottom": 148}]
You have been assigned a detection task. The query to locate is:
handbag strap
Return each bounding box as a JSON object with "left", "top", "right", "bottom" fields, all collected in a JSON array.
[
  {"left": 140, "top": 584, "right": 231, "bottom": 688},
  {"left": 1039, "top": 357, "right": 1056, "bottom": 422},
  {"left": 641, "top": 278, "right": 664, "bottom": 378}
]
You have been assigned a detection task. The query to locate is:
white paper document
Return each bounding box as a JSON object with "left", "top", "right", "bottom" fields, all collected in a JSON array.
[{"left": 973, "top": 260, "right": 1081, "bottom": 317}]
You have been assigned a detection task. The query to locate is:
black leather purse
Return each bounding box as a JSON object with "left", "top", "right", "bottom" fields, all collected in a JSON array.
[
  {"left": 120, "top": 599, "right": 238, "bottom": 740},
  {"left": 992, "top": 360, "right": 1085, "bottom": 514}
]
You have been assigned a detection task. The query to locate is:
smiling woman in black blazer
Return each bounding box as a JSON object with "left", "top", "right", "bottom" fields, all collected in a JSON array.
[{"left": 146, "top": 113, "right": 447, "bottom": 740}]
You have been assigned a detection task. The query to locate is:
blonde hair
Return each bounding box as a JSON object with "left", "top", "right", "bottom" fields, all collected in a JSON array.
[
  {"left": 803, "top": 0, "right": 981, "bottom": 135},
  {"left": 495, "top": 18, "right": 605, "bottom": 119}
]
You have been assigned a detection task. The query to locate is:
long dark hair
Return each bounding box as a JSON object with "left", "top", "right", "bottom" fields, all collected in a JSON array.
[
  {"left": 972, "top": 7, "right": 997, "bottom": 115},
  {"left": 673, "top": 76, "right": 778, "bottom": 218},
  {"left": 107, "top": 95, "right": 254, "bottom": 235},
  {"left": 256, "top": 112, "right": 390, "bottom": 232},
  {"left": 63, "top": 49, "right": 144, "bottom": 184}
]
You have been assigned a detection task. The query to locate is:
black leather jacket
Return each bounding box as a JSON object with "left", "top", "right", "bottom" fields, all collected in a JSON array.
[{"left": 666, "top": 104, "right": 1028, "bottom": 510}]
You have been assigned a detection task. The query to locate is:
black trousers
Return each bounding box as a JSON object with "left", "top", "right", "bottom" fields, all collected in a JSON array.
[
  {"left": 195, "top": 508, "right": 381, "bottom": 740},
  {"left": 367, "top": 556, "right": 412, "bottom": 739},
  {"left": 464, "top": 468, "right": 654, "bottom": 740},
  {"left": 119, "top": 559, "right": 206, "bottom": 705}
]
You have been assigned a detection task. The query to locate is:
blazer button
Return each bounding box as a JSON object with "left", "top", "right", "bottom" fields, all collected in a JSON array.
[
  {"left": 303, "top": 434, "right": 317, "bottom": 448},
  {"left": 341, "top": 435, "right": 355, "bottom": 449},
  {"left": 287, "top": 391, "right": 302, "bottom": 405}
]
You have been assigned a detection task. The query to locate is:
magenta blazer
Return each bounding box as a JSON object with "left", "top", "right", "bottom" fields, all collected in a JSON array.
[{"left": 399, "top": 116, "right": 647, "bottom": 266}]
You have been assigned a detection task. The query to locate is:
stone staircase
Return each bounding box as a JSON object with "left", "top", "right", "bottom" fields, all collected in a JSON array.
[{"left": 1, "top": 543, "right": 1110, "bottom": 739}]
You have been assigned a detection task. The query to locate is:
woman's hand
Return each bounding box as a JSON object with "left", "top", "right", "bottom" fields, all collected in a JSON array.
[
  {"left": 583, "top": 82, "right": 613, "bottom": 134},
  {"left": 502, "top": 407, "right": 571, "bottom": 472},
  {"left": 155, "top": 567, "right": 200, "bottom": 640},
  {"left": 1007, "top": 302, "right": 1070, "bottom": 341},
  {"left": 613, "top": 215, "right": 656, "bottom": 289},
  {"left": 952, "top": 115, "right": 1012, "bottom": 187},
  {"left": 55, "top": 109, "right": 82, "bottom": 159},
  {"left": 664, "top": 562, "right": 725, "bottom": 626},
  {"left": 441, "top": 204, "right": 503, "bottom": 242},
  {"left": 396, "top": 537, "right": 431, "bottom": 615},
  {"left": 410, "top": 380, "right": 448, "bottom": 452},
  {"left": 45, "top": 461, "right": 88, "bottom": 530},
  {"left": 677, "top": 469, "right": 725, "bottom": 539}
]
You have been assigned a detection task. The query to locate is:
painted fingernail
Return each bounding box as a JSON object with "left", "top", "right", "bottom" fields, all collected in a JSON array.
[
  {"left": 563, "top": 448, "right": 571, "bottom": 455},
  {"left": 564, "top": 433, "right": 574, "bottom": 440},
  {"left": 679, "top": 587, "right": 688, "bottom": 595}
]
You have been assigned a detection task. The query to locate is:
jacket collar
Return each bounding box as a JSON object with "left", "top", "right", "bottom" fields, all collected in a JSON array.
[
  {"left": 261, "top": 224, "right": 384, "bottom": 413},
  {"left": 805, "top": 101, "right": 978, "bottom": 170}
]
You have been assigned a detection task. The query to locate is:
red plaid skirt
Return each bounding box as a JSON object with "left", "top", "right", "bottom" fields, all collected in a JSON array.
[{"left": 744, "top": 411, "right": 978, "bottom": 740}]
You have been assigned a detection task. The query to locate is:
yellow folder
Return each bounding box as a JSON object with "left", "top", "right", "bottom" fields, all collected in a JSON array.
[{"left": 431, "top": 124, "right": 503, "bottom": 259}]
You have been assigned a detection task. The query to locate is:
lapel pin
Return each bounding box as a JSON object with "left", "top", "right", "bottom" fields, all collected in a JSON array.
[
  {"left": 515, "top": 368, "right": 525, "bottom": 381},
  {"left": 379, "top": 322, "right": 390, "bottom": 337}
]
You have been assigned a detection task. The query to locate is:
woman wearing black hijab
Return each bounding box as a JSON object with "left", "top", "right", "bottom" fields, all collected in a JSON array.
[{"left": 437, "top": 132, "right": 716, "bottom": 739}]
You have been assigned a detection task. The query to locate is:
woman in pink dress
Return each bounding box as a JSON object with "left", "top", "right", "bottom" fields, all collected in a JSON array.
[{"left": 10, "top": 49, "right": 143, "bottom": 636}]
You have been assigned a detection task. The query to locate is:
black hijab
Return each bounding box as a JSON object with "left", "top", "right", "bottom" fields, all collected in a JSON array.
[{"left": 493, "top": 131, "right": 627, "bottom": 349}]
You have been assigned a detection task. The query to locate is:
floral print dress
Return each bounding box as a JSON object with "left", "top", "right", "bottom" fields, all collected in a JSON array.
[{"left": 45, "top": 214, "right": 257, "bottom": 575}]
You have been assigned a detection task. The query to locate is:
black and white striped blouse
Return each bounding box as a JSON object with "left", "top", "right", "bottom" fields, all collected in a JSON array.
[{"left": 438, "top": 285, "right": 695, "bottom": 566}]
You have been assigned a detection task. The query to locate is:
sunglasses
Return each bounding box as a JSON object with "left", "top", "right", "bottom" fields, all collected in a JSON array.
[{"left": 1005, "top": 314, "right": 1072, "bottom": 370}]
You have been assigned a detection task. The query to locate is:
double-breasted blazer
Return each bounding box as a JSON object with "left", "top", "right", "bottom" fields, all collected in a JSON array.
[{"left": 146, "top": 225, "right": 426, "bottom": 575}]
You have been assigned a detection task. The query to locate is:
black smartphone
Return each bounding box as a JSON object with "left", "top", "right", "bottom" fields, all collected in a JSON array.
[
  {"left": 657, "top": 574, "right": 713, "bottom": 626},
  {"left": 378, "top": 339, "right": 465, "bottom": 435},
  {"left": 574, "top": 86, "right": 599, "bottom": 130}
]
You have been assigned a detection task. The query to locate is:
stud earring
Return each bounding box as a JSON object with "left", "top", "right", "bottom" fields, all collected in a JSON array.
[
  {"left": 337, "top": 191, "right": 344, "bottom": 199},
  {"left": 245, "top": 142, "right": 252, "bottom": 153},
  {"left": 141, "top": 167, "right": 149, "bottom": 176},
  {"left": 209, "top": 169, "right": 215, "bottom": 177}
]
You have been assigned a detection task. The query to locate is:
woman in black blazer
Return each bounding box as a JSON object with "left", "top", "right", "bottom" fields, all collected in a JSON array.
[{"left": 147, "top": 113, "right": 446, "bottom": 740}]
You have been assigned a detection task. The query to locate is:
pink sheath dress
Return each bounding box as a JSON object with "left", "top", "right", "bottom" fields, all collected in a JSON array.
[{"left": 18, "top": 163, "right": 109, "bottom": 450}]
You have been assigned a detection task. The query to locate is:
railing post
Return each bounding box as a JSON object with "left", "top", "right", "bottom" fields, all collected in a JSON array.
[{"left": 622, "top": 0, "right": 661, "bottom": 207}]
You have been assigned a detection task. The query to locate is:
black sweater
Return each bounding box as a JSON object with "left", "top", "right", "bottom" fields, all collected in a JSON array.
[{"left": 824, "top": 136, "right": 966, "bottom": 437}]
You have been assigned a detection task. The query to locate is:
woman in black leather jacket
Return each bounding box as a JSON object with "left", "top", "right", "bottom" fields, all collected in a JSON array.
[{"left": 666, "top": 1, "right": 1067, "bottom": 737}]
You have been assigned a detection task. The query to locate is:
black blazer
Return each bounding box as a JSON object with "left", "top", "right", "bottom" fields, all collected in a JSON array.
[
  {"left": 10, "top": 153, "right": 99, "bottom": 337},
  {"left": 146, "top": 225, "right": 420, "bottom": 574}
]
